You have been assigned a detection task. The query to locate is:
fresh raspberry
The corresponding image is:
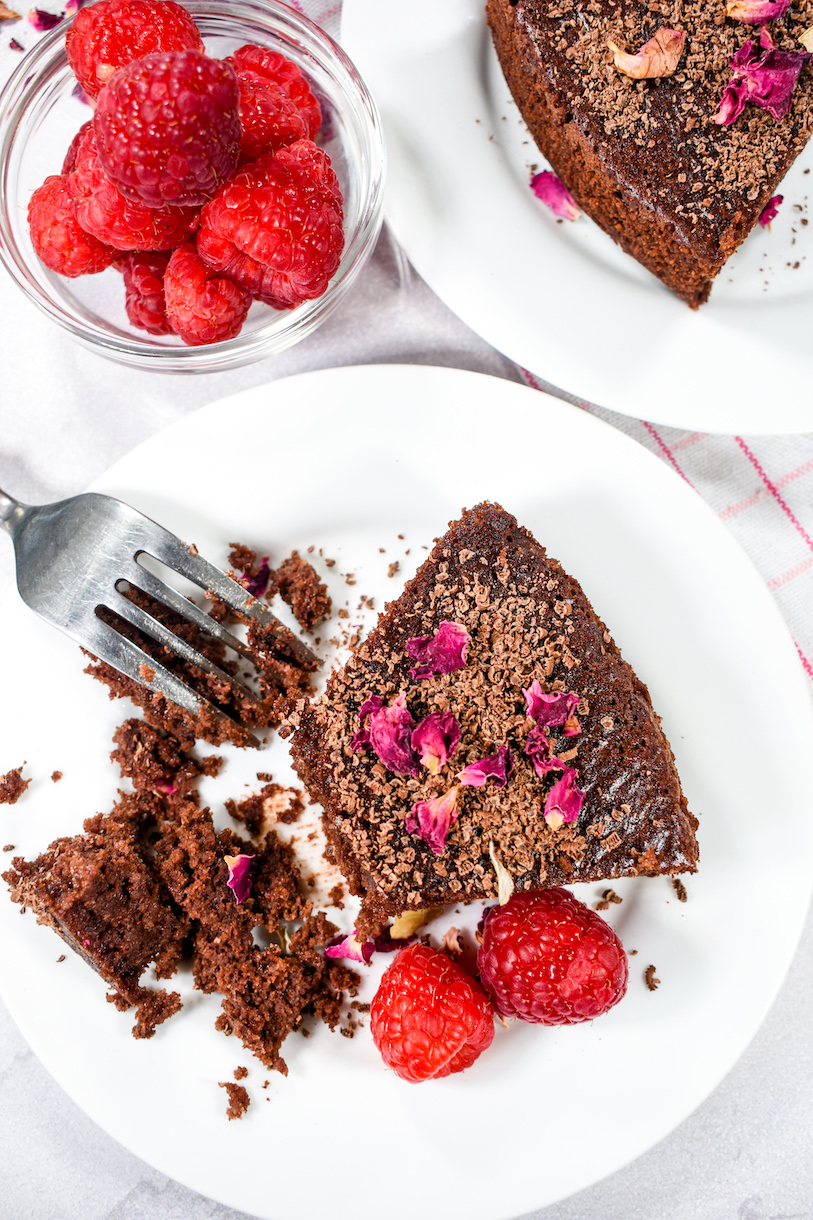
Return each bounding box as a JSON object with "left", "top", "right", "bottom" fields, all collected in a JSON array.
[
  {"left": 476, "top": 889, "right": 628, "bottom": 1025},
  {"left": 66, "top": 0, "right": 204, "bottom": 100},
  {"left": 163, "top": 242, "right": 251, "bottom": 345},
  {"left": 228, "top": 45, "right": 321, "bottom": 137},
  {"left": 68, "top": 125, "right": 199, "bottom": 251},
  {"left": 121, "top": 250, "right": 172, "bottom": 334},
  {"left": 370, "top": 943, "right": 495, "bottom": 1083},
  {"left": 93, "top": 50, "right": 240, "bottom": 209},
  {"left": 28, "top": 173, "right": 116, "bottom": 278},
  {"left": 197, "top": 139, "right": 344, "bottom": 310},
  {"left": 62, "top": 120, "right": 91, "bottom": 175}
]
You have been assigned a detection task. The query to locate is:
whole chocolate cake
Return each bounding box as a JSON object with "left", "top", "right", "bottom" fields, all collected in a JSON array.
[
  {"left": 290, "top": 503, "right": 698, "bottom": 937},
  {"left": 487, "top": 0, "right": 813, "bottom": 306}
]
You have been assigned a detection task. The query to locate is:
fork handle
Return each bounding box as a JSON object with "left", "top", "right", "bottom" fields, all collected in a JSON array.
[{"left": 0, "top": 487, "right": 24, "bottom": 534}]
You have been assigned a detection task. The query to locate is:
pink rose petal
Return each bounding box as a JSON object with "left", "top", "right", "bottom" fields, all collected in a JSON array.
[
  {"left": 714, "top": 37, "right": 811, "bottom": 125},
  {"left": 411, "top": 711, "right": 461, "bottom": 774},
  {"left": 522, "top": 681, "right": 580, "bottom": 729},
  {"left": 724, "top": 0, "right": 789, "bottom": 21},
  {"left": 405, "top": 786, "right": 460, "bottom": 855},
  {"left": 457, "top": 743, "right": 513, "bottom": 788},
  {"left": 406, "top": 621, "right": 469, "bottom": 681},
  {"left": 530, "top": 170, "right": 581, "bottom": 221},
  {"left": 324, "top": 931, "right": 374, "bottom": 965},
  {"left": 28, "top": 7, "right": 61, "bottom": 29},
  {"left": 352, "top": 693, "right": 420, "bottom": 776},
  {"left": 607, "top": 27, "right": 686, "bottom": 78},
  {"left": 543, "top": 768, "right": 585, "bottom": 831},
  {"left": 224, "top": 853, "right": 254, "bottom": 904},
  {"left": 759, "top": 194, "right": 783, "bottom": 226}
]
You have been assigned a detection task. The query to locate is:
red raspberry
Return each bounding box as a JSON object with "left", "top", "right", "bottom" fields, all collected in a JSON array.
[
  {"left": 121, "top": 250, "right": 172, "bottom": 334},
  {"left": 163, "top": 242, "right": 251, "bottom": 345},
  {"left": 197, "top": 139, "right": 344, "bottom": 310},
  {"left": 66, "top": 0, "right": 204, "bottom": 100},
  {"left": 68, "top": 125, "right": 199, "bottom": 251},
  {"left": 28, "top": 174, "right": 116, "bottom": 278},
  {"left": 93, "top": 49, "right": 240, "bottom": 208},
  {"left": 62, "top": 120, "right": 91, "bottom": 175},
  {"left": 370, "top": 943, "right": 495, "bottom": 1083},
  {"left": 477, "top": 889, "right": 628, "bottom": 1025},
  {"left": 228, "top": 45, "right": 321, "bottom": 138}
]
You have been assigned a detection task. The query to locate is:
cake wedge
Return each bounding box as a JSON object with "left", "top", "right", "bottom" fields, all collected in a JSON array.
[{"left": 289, "top": 503, "right": 698, "bottom": 936}]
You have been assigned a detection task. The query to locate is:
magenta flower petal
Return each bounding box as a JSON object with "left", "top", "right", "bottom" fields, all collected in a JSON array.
[
  {"left": 369, "top": 927, "right": 415, "bottom": 954},
  {"left": 523, "top": 681, "right": 580, "bottom": 729},
  {"left": 406, "top": 621, "right": 469, "bottom": 681},
  {"left": 530, "top": 171, "right": 581, "bottom": 221},
  {"left": 759, "top": 194, "right": 783, "bottom": 226},
  {"left": 224, "top": 853, "right": 255, "bottom": 904},
  {"left": 352, "top": 693, "right": 420, "bottom": 775},
  {"left": 351, "top": 694, "right": 382, "bottom": 751},
  {"left": 405, "top": 786, "right": 460, "bottom": 855},
  {"left": 724, "top": 0, "right": 789, "bottom": 21},
  {"left": 28, "top": 8, "right": 62, "bottom": 30},
  {"left": 324, "top": 931, "right": 374, "bottom": 965},
  {"left": 411, "top": 711, "right": 461, "bottom": 774},
  {"left": 457, "top": 743, "right": 513, "bottom": 788},
  {"left": 714, "top": 38, "right": 811, "bottom": 125},
  {"left": 543, "top": 769, "right": 585, "bottom": 831}
]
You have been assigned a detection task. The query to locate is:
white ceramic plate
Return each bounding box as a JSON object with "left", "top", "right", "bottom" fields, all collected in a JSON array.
[
  {"left": 341, "top": 2, "right": 813, "bottom": 434},
  {"left": 1, "top": 365, "right": 811, "bottom": 1220}
]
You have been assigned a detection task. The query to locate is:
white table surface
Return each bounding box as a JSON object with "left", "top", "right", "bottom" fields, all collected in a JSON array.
[{"left": 2, "top": 6, "right": 813, "bottom": 1219}]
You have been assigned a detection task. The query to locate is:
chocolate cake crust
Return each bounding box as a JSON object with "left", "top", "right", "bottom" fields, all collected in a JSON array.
[
  {"left": 290, "top": 503, "right": 698, "bottom": 935},
  {"left": 487, "top": 0, "right": 813, "bottom": 306}
]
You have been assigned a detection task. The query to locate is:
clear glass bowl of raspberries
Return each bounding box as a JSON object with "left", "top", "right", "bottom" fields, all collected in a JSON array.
[{"left": 0, "top": 0, "right": 385, "bottom": 371}]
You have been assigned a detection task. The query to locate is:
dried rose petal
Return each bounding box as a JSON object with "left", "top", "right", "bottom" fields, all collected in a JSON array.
[
  {"left": 236, "top": 555, "right": 271, "bottom": 597},
  {"left": 543, "top": 768, "right": 585, "bottom": 831},
  {"left": 563, "top": 714, "right": 581, "bottom": 737},
  {"left": 441, "top": 926, "right": 463, "bottom": 955},
  {"left": 0, "top": 3, "right": 21, "bottom": 19},
  {"left": 525, "top": 726, "right": 566, "bottom": 779},
  {"left": 759, "top": 194, "right": 783, "bottom": 226},
  {"left": 351, "top": 694, "right": 382, "bottom": 751},
  {"left": 714, "top": 37, "right": 811, "bottom": 125},
  {"left": 27, "top": 7, "right": 60, "bottom": 28},
  {"left": 224, "top": 853, "right": 254, "bottom": 904},
  {"left": 725, "top": 0, "right": 788, "bottom": 21},
  {"left": 476, "top": 904, "right": 495, "bottom": 943},
  {"left": 325, "top": 931, "right": 374, "bottom": 965},
  {"left": 411, "top": 711, "right": 461, "bottom": 775},
  {"left": 405, "top": 786, "right": 460, "bottom": 855},
  {"left": 488, "top": 842, "right": 515, "bottom": 905},
  {"left": 405, "top": 620, "right": 469, "bottom": 681},
  {"left": 607, "top": 27, "right": 686, "bottom": 78},
  {"left": 530, "top": 170, "right": 581, "bottom": 221},
  {"left": 801, "top": 26, "right": 813, "bottom": 52},
  {"left": 389, "top": 908, "right": 442, "bottom": 939},
  {"left": 523, "top": 680, "right": 580, "bottom": 729},
  {"left": 457, "top": 743, "right": 513, "bottom": 788},
  {"left": 369, "top": 927, "right": 412, "bottom": 954},
  {"left": 154, "top": 782, "right": 178, "bottom": 795}
]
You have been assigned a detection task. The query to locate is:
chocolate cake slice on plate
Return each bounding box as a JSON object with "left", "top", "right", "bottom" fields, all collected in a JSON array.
[
  {"left": 290, "top": 503, "right": 698, "bottom": 937},
  {"left": 486, "top": 0, "right": 813, "bottom": 306}
]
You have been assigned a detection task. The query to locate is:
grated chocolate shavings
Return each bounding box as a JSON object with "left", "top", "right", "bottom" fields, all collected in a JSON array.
[{"left": 644, "top": 964, "right": 660, "bottom": 990}]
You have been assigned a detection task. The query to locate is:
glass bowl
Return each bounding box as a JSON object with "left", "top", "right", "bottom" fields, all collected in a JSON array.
[{"left": 0, "top": 0, "right": 385, "bottom": 372}]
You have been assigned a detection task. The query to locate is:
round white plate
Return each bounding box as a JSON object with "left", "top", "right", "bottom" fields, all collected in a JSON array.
[
  {"left": 341, "top": 2, "right": 813, "bottom": 434},
  {"left": 1, "top": 365, "right": 811, "bottom": 1220}
]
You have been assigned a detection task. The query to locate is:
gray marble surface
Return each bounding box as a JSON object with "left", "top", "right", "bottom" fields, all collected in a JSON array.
[{"left": 2, "top": 228, "right": 813, "bottom": 1220}]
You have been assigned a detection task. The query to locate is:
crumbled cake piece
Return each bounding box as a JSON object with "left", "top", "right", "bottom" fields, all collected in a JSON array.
[
  {"left": 51, "top": 771, "right": 63, "bottom": 783},
  {"left": 234, "top": 1065, "right": 248, "bottom": 1080},
  {"left": 291, "top": 502, "right": 698, "bottom": 937},
  {"left": 274, "top": 551, "right": 332, "bottom": 630},
  {"left": 0, "top": 765, "right": 30, "bottom": 805},
  {"left": 219, "top": 1080, "right": 250, "bottom": 1120},
  {"left": 225, "top": 783, "right": 304, "bottom": 836},
  {"left": 645, "top": 964, "right": 661, "bottom": 990},
  {"left": 487, "top": 0, "right": 813, "bottom": 305}
]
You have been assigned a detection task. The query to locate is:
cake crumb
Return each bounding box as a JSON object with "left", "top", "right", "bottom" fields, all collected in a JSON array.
[
  {"left": 274, "top": 551, "right": 331, "bottom": 630},
  {"left": 594, "top": 899, "right": 610, "bottom": 910},
  {"left": 0, "top": 766, "right": 30, "bottom": 805},
  {"left": 671, "top": 877, "right": 688, "bottom": 902},
  {"left": 234, "top": 1065, "right": 248, "bottom": 1081},
  {"left": 644, "top": 965, "right": 660, "bottom": 991},
  {"left": 219, "top": 1081, "right": 250, "bottom": 1120},
  {"left": 350, "top": 1001, "right": 371, "bottom": 1013},
  {"left": 388, "top": 561, "right": 399, "bottom": 578},
  {"left": 328, "top": 882, "right": 345, "bottom": 908},
  {"left": 3, "top": 845, "right": 14, "bottom": 853},
  {"left": 602, "top": 888, "right": 622, "bottom": 904},
  {"left": 51, "top": 771, "right": 63, "bottom": 783},
  {"left": 56, "top": 954, "right": 66, "bottom": 963}
]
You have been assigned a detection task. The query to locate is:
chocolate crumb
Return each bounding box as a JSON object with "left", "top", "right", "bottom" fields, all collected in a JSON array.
[
  {"left": 51, "top": 771, "right": 63, "bottom": 783},
  {"left": 387, "top": 561, "right": 400, "bottom": 578},
  {"left": 350, "top": 1001, "right": 371, "bottom": 1013},
  {"left": 3, "top": 845, "right": 15, "bottom": 852},
  {"left": 644, "top": 964, "right": 660, "bottom": 991},
  {"left": 219, "top": 1081, "right": 250, "bottom": 1120},
  {"left": 0, "top": 766, "right": 30, "bottom": 805},
  {"left": 274, "top": 551, "right": 331, "bottom": 630},
  {"left": 602, "top": 888, "right": 622, "bottom": 904},
  {"left": 594, "top": 899, "right": 610, "bottom": 910},
  {"left": 630, "top": 949, "right": 638, "bottom": 955},
  {"left": 671, "top": 877, "right": 688, "bottom": 902},
  {"left": 256, "top": 772, "right": 273, "bottom": 782},
  {"left": 300, "top": 1026, "right": 311, "bottom": 1038},
  {"left": 56, "top": 954, "right": 66, "bottom": 963},
  {"left": 234, "top": 1065, "right": 248, "bottom": 1080}
]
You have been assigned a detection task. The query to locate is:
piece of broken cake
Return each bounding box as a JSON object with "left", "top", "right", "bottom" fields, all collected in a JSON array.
[{"left": 289, "top": 502, "right": 698, "bottom": 938}]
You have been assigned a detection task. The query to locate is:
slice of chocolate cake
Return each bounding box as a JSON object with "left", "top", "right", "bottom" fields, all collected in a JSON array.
[
  {"left": 487, "top": 0, "right": 813, "bottom": 307},
  {"left": 290, "top": 503, "right": 698, "bottom": 937}
]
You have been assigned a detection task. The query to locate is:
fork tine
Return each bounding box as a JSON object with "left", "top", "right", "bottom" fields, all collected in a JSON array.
[
  {"left": 106, "top": 586, "right": 268, "bottom": 715},
  {"left": 132, "top": 524, "right": 318, "bottom": 669},
  {"left": 83, "top": 616, "right": 259, "bottom": 747},
  {"left": 123, "top": 560, "right": 259, "bottom": 664}
]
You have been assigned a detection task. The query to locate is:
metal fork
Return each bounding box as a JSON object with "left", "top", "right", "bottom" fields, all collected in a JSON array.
[{"left": 0, "top": 487, "right": 317, "bottom": 745}]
